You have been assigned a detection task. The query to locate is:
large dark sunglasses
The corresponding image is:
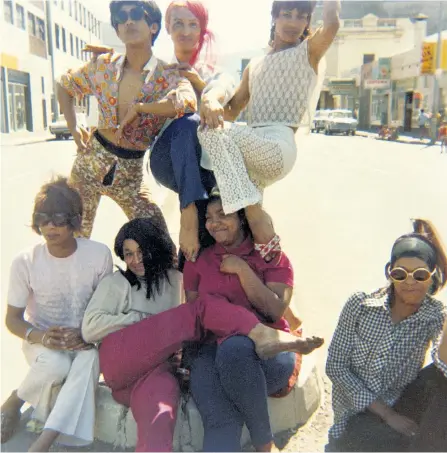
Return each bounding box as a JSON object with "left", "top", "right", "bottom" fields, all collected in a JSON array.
[
  {"left": 34, "top": 212, "right": 74, "bottom": 227},
  {"left": 389, "top": 267, "right": 435, "bottom": 283},
  {"left": 113, "top": 7, "right": 147, "bottom": 25}
]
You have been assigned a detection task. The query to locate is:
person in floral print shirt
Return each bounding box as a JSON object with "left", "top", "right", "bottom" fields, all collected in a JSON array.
[{"left": 57, "top": 0, "right": 197, "bottom": 239}]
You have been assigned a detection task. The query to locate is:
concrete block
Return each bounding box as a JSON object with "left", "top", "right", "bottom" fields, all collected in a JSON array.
[{"left": 94, "top": 356, "right": 321, "bottom": 451}]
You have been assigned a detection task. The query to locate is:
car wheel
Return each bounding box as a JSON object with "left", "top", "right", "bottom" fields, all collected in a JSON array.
[
  {"left": 64, "top": 135, "right": 71, "bottom": 140},
  {"left": 55, "top": 134, "right": 62, "bottom": 140},
  {"left": 351, "top": 130, "right": 356, "bottom": 136}
]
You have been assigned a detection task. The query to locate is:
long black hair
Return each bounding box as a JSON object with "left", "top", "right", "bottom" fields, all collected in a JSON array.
[
  {"left": 114, "top": 218, "right": 175, "bottom": 299},
  {"left": 270, "top": 1, "right": 316, "bottom": 45}
]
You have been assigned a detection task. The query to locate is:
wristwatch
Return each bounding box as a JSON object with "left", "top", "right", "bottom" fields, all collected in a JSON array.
[{"left": 25, "top": 327, "right": 35, "bottom": 344}]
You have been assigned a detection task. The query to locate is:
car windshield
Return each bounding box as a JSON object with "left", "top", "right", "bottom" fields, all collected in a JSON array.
[{"left": 332, "top": 111, "right": 352, "bottom": 119}]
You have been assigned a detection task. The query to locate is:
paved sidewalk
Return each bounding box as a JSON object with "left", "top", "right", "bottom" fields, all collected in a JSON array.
[
  {"left": 1, "top": 131, "right": 54, "bottom": 147},
  {"left": 356, "top": 130, "right": 440, "bottom": 146}
]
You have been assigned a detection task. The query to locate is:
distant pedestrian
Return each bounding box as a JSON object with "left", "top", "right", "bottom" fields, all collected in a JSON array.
[
  {"left": 438, "top": 120, "right": 447, "bottom": 153},
  {"left": 418, "top": 109, "right": 430, "bottom": 140}
]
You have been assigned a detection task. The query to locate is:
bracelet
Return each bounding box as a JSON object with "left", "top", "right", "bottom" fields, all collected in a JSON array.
[{"left": 25, "top": 327, "right": 35, "bottom": 344}]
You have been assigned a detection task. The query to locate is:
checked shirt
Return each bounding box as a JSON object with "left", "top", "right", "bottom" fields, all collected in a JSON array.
[{"left": 326, "top": 290, "right": 447, "bottom": 439}]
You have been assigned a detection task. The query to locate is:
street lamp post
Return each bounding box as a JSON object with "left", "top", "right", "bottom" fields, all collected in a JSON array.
[{"left": 430, "top": 1, "right": 444, "bottom": 144}]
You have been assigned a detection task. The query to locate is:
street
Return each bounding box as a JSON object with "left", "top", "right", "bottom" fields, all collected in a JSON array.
[{"left": 1, "top": 133, "right": 447, "bottom": 451}]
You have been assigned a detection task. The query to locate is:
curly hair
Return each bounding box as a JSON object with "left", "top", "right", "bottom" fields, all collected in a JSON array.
[
  {"left": 114, "top": 218, "right": 175, "bottom": 299},
  {"left": 32, "top": 176, "right": 82, "bottom": 234}
]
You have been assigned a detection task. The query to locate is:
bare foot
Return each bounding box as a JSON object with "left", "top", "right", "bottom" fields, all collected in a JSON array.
[
  {"left": 248, "top": 324, "right": 324, "bottom": 360},
  {"left": 1, "top": 390, "right": 24, "bottom": 443},
  {"left": 28, "top": 429, "right": 59, "bottom": 452},
  {"left": 180, "top": 203, "right": 200, "bottom": 262}
]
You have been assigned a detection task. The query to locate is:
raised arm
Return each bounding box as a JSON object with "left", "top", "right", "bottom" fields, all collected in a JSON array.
[{"left": 308, "top": 0, "right": 340, "bottom": 72}]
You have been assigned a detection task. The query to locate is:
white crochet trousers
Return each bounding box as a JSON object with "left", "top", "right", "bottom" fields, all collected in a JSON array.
[{"left": 198, "top": 123, "right": 297, "bottom": 214}]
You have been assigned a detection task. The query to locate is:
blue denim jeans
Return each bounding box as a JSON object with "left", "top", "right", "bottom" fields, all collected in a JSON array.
[
  {"left": 190, "top": 336, "right": 296, "bottom": 452},
  {"left": 149, "top": 113, "right": 215, "bottom": 210}
]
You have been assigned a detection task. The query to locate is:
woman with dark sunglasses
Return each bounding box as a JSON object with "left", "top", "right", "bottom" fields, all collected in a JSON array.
[
  {"left": 326, "top": 218, "right": 447, "bottom": 452},
  {"left": 0, "top": 177, "right": 113, "bottom": 451}
]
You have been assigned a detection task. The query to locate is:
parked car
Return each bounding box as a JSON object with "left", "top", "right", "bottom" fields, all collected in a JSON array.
[
  {"left": 312, "top": 109, "right": 331, "bottom": 133},
  {"left": 49, "top": 113, "right": 88, "bottom": 140},
  {"left": 324, "top": 109, "right": 358, "bottom": 135}
]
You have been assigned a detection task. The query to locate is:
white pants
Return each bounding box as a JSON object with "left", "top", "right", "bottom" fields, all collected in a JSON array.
[
  {"left": 198, "top": 123, "right": 297, "bottom": 213},
  {"left": 17, "top": 342, "right": 100, "bottom": 447}
]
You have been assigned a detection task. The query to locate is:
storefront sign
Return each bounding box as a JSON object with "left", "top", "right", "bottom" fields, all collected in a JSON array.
[
  {"left": 328, "top": 79, "right": 357, "bottom": 96},
  {"left": 378, "top": 57, "right": 391, "bottom": 79},
  {"left": 421, "top": 42, "right": 436, "bottom": 74},
  {"left": 364, "top": 79, "right": 391, "bottom": 90},
  {"left": 421, "top": 40, "right": 447, "bottom": 74}
]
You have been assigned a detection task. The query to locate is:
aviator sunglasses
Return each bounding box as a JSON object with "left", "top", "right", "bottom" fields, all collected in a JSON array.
[
  {"left": 34, "top": 212, "right": 75, "bottom": 227},
  {"left": 113, "top": 7, "right": 147, "bottom": 25},
  {"left": 389, "top": 267, "right": 436, "bottom": 283}
]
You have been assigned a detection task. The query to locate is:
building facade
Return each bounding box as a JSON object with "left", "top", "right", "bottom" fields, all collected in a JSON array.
[
  {"left": 1, "top": 0, "right": 101, "bottom": 134},
  {"left": 322, "top": 14, "right": 425, "bottom": 112}
]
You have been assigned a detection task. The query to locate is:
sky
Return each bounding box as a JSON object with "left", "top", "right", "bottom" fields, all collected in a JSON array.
[{"left": 91, "top": 0, "right": 275, "bottom": 59}]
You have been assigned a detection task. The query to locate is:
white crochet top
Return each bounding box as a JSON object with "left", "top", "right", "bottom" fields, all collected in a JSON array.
[{"left": 247, "top": 40, "right": 322, "bottom": 129}]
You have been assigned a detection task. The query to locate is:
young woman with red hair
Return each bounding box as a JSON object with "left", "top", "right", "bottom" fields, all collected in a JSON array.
[{"left": 148, "top": 0, "right": 236, "bottom": 269}]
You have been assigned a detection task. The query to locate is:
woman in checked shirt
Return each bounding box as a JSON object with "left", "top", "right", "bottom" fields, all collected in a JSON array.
[{"left": 326, "top": 219, "right": 447, "bottom": 452}]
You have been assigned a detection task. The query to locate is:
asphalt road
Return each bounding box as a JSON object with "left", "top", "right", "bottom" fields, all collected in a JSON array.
[{"left": 1, "top": 133, "right": 446, "bottom": 451}]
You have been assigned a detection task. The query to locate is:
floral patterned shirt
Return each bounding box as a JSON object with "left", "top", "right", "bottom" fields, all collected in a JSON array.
[{"left": 59, "top": 52, "right": 197, "bottom": 147}]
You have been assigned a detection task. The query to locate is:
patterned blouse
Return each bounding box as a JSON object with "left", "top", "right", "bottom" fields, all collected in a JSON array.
[
  {"left": 326, "top": 290, "right": 447, "bottom": 439},
  {"left": 59, "top": 52, "right": 197, "bottom": 147}
]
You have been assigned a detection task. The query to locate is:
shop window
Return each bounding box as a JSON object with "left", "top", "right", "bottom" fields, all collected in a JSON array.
[
  {"left": 3, "top": 0, "right": 13, "bottom": 24},
  {"left": 16, "top": 4, "right": 25, "bottom": 30}
]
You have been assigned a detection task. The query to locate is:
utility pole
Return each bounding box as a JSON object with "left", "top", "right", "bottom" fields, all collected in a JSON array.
[{"left": 430, "top": 1, "right": 443, "bottom": 144}]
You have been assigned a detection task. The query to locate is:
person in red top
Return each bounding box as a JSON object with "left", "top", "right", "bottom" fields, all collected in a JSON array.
[
  {"left": 183, "top": 189, "right": 323, "bottom": 452},
  {"left": 438, "top": 121, "right": 447, "bottom": 154}
]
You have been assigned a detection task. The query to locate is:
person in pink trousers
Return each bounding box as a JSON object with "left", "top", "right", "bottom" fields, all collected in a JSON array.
[{"left": 82, "top": 218, "right": 323, "bottom": 452}]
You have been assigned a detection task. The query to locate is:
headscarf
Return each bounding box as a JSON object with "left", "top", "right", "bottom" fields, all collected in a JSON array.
[{"left": 390, "top": 235, "right": 438, "bottom": 271}]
